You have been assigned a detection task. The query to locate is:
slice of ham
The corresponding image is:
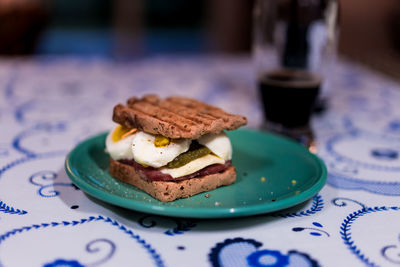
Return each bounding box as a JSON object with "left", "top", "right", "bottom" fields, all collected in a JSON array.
[{"left": 118, "top": 159, "right": 232, "bottom": 181}]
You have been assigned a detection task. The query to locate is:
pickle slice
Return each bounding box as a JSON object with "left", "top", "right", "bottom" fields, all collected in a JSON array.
[{"left": 166, "top": 142, "right": 211, "bottom": 169}]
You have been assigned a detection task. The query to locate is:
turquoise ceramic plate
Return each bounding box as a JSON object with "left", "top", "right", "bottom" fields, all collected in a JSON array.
[{"left": 65, "top": 128, "right": 327, "bottom": 218}]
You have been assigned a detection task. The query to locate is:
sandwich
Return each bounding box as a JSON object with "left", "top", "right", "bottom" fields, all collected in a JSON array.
[{"left": 105, "top": 94, "right": 247, "bottom": 202}]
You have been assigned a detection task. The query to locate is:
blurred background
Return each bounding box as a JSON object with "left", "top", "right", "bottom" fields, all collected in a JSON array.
[{"left": 0, "top": 0, "right": 399, "bottom": 80}]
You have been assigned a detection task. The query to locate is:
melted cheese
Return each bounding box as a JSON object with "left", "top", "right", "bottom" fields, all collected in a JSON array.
[{"left": 160, "top": 154, "right": 225, "bottom": 178}]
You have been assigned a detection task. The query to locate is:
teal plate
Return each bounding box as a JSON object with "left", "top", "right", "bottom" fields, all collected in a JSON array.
[{"left": 65, "top": 128, "right": 327, "bottom": 219}]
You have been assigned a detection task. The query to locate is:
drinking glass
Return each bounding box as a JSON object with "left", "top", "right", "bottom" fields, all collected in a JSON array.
[{"left": 253, "top": 0, "right": 339, "bottom": 148}]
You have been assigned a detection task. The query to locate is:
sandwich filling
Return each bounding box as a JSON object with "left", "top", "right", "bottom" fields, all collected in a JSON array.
[{"left": 105, "top": 124, "right": 232, "bottom": 181}]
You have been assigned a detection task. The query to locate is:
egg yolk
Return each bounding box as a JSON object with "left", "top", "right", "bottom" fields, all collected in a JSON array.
[
  {"left": 112, "top": 125, "right": 137, "bottom": 142},
  {"left": 154, "top": 135, "right": 171, "bottom": 147}
]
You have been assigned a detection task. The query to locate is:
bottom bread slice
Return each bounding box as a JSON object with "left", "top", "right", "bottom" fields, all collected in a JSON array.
[{"left": 109, "top": 158, "right": 236, "bottom": 202}]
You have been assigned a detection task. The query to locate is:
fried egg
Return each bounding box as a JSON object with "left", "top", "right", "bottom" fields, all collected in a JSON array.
[
  {"left": 131, "top": 131, "right": 191, "bottom": 168},
  {"left": 105, "top": 125, "right": 137, "bottom": 160},
  {"left": 197, "top": 131, "right": 232, "bottom": 160}
]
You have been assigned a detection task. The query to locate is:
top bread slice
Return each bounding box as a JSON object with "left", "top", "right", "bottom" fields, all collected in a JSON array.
[{"left": 112, "top": 94, "right": 247, "bottom": 139}]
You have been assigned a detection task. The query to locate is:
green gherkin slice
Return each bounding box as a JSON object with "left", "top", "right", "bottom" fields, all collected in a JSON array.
[{"left": 166, "top": 142, "right": 211, "bottom": 169}]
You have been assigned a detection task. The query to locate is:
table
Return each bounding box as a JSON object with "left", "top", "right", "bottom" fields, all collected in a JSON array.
[{"left": 1, "top": 56, "right": 400, "bottom": 267}]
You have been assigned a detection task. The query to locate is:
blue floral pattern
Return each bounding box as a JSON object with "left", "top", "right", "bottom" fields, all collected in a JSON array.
[
  {"left": 43, "top": 259, "right": 84, "bottom": 267},
  {"left": 321, "top": 129, "right": 400, "bottom": 196},
  {"left": 247, "top": 250, "right": 288, "bottom": 267},
  {"left": 209, "top": 238, "right": 320, "bottom": 267},
  {"left": 0, "top": 56, "right": 400, "bottom": 266}
]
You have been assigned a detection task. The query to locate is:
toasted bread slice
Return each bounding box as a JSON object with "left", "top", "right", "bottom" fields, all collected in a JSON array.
[
  {"left": 109, "top": 158, "right": 236, "bottom": 202},
  {"left": 112, "top": 94, "right": 247, "bottom": 139}
]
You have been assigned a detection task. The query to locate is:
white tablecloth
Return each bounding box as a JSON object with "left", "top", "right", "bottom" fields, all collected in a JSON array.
[{"left": 1, "top": 56, "right": 400, "bottom": 267}]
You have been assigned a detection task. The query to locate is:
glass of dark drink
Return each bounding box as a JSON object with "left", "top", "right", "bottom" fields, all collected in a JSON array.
[{"left": 253, "top": 0, "right": 339, "bottom": 148}]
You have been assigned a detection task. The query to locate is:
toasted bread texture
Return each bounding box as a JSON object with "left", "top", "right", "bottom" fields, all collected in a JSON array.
[
  {"left": 112, "top": 94, "right": 247, "bottom": 139},
  {"left": 109, "top": 158, "right": 236, "bottom": 202}
]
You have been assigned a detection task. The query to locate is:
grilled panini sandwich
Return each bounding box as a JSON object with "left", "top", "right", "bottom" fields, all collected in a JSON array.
[{"left": 105, "top": 94, "right": 247, "bottom": 202}]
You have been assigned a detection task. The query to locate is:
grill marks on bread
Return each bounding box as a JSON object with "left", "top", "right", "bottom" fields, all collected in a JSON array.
[{"left": 112, "top": 94, "right": 247, "bottom": 139}]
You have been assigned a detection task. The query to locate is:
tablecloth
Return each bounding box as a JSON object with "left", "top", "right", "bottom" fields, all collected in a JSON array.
[{"left": 0, "top": 55, "right": 400, "bottom": 267}]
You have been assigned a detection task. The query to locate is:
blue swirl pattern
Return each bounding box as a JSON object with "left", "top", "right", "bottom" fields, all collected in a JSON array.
[
  {"left": 340, "top": 206, "right": 400, "bottom": 266},
  {"left": 29, "top": 170, "right": 78, "bottom": 197},
  {"left": 1, "top": 56, "right": 400, "bottom": 266},
  {"left": 0, "top": 215, "right": 164, "bottom": 267},
  {"left": 273, "top": 194, "right": 323, "bottom": 218}
]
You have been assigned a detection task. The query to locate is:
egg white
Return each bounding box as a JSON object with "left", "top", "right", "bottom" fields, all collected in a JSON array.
[
  {"left": 197, "top": 131, "right": 232, "bottom": 160},
  {"left": 105, "top": 126, "right": 137, "bottom": 160},
  {"left": 106, "top": 126, "right": 232, "bottom": 176},
  {"left": 131, "top": 131, "right": 191, "bottom": 168}
]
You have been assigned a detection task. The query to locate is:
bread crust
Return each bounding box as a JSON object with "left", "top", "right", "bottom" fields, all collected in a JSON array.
[
  {"left": 112, "top": 94, "right": 247, "bottom": 139},
  {"left": 109, "top": 158, "right": 236, "bottom": 202}
]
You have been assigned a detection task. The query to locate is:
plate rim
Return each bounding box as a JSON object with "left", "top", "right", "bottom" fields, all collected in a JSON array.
[{"left": 65, "top": 128, "right": 327, "bottom": 218}]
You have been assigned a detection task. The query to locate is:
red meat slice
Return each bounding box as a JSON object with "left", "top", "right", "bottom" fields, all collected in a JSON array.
[{"left": 118, "top": 159, "right": 232, "bottom": 181}]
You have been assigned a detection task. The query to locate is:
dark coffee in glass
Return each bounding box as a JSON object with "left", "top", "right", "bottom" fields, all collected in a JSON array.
[
  {"left": 253, "top": 0, "right": 339, "bottom": 148},
  {"left": 258, "top": 69, "right": 321, "bottom": 128}
]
